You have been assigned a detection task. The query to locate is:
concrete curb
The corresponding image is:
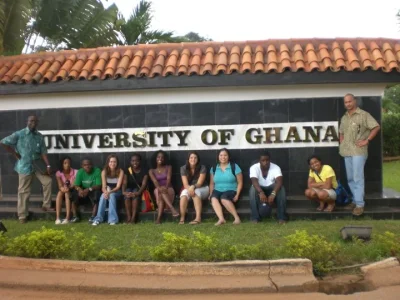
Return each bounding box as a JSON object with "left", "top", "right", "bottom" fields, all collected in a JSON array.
[
  {"left": 0, "top": 256, "right": 313, "bottom": 276},
  {"left": 361, "top": 257, "right": 399, "bottom": 274},
  {"left": 0, "top": 256, "right": 319, "bottom": 293}
]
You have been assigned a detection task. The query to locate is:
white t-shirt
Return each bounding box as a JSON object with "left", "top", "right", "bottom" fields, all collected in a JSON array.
[{"left": 249, "top": 162, "right": 282, "bottom": 187}]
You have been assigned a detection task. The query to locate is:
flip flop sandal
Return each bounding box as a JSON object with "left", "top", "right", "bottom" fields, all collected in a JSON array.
[{"left": 189, "top": 220, "right": 201, "bottom": 225}]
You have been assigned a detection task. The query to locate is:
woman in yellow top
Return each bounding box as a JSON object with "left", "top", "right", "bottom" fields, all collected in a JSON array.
[{"left": 305, "top": 155, "right": 338, "bottom": 212}]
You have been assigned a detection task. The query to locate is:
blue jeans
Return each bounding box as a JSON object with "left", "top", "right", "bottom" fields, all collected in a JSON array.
[
  {"left": 94, "top": 190, "right": 122, "bottom": 224},
  {"left": 249, "top": 184, "right": 287, "bottom": 221},
  {"left": 344, "top": 156, "right": 367, "bottom": 207}
]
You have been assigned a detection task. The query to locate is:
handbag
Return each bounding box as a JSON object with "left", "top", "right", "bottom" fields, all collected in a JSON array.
[{"left": 128, "top": 167, "right": 155, "bottom": 213}]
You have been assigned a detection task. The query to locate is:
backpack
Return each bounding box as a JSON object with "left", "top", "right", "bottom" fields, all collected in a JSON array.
[
  {"left": 211, "top": 162, "right": 236, "bottom": 177},
  {"left": 335, "top": 181, "right": 351, "bottom": 206}
]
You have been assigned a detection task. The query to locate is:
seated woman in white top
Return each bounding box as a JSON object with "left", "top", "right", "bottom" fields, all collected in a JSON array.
[{"left": 92, "top": 154, "right": 124, "bottom": 226}]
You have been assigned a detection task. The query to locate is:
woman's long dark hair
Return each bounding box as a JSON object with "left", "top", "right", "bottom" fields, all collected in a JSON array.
[
  {"left": 185, "top": 151, "right": 201, "bottom": 183},
  {"left": 104, "top": 154, "right": 121, "bottom": 177},
  {"left": 59, "top": 156, "right": 72, "bottom": 172},
  {"left": 151, "top": 150, "right": 170, "bottom": 169}
]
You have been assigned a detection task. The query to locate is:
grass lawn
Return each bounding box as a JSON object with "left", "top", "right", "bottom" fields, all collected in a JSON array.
[
  {"left": 383, "top": 161, "right": 400, "bottom": 192},
  {"left": 1, "top": 218, "right": 400, "bottom": 271}
]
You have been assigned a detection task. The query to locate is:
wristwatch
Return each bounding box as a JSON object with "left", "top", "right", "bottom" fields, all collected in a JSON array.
[
  {"left": 46, "top": 165, "right": 51, "bottom": 168},
  {"left": 89, "top": 187, "right": 93, "bottom": 192}
]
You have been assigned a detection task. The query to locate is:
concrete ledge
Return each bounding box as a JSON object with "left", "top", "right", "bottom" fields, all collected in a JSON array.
[
  {"left": 361, "top": 257, "right": 399, "bottom": 274},
  {"left": 0, "top": 256, "right": 314, "bottom": 276},
  {"left": 0, "top": 257, "right": 319, "bottom": 294}
]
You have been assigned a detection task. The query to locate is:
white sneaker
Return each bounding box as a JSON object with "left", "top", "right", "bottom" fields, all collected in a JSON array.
[
  {"left": 109, "top": 223, "right": 116, "bottom": 225},
  {"left": 55, "top": 219, "right": 61, "bottom": 225},
  {"left": 61, "top": 219, "right": 69, "bottom": 225},
  {"left": 92, "top": 221, "right": 100, "bottom": 226}
]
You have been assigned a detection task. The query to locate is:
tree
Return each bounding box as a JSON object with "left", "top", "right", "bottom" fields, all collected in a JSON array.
[
  {"left": 119, "top": 0, "right": 178, "bottom": 45},
  {"left": 25, "top": 0, "right": 120, "bottom": 52},
  {"left": 176, "top": 32, "right": 212, "bottom": 42},
  {"left": 0, "top": 0, "right": 32, "bottom": 55},
  {"left": 382, "top": 84, "right": 400, "bottom": 113}
]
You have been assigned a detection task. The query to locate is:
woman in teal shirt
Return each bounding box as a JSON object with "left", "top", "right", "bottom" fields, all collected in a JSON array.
[{"left": 209, "top": 148, "right": 243, "bottom": 226}]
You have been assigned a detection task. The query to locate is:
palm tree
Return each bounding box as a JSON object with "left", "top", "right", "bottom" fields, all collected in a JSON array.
[
  {"left": 0, "top": 0, "right": 32, "bottom": 56},
  {"left": 26, "top": 0, "right": 120, "bottom": 52},
  {"left": 120, "top": 0, "right": 177, "bottom": 45}
]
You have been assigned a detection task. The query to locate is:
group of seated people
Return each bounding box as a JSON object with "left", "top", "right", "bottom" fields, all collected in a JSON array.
[{"left": 54, "top": 148, "right": 339, "bottom": 226}]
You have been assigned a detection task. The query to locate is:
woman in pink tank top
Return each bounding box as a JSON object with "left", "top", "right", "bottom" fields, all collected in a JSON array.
[
  {"left": 149, "top": 150, "right": 177, "bottom": 224},
  {"left": 55, "top": 156, "right": 78, "bottom": 224}
]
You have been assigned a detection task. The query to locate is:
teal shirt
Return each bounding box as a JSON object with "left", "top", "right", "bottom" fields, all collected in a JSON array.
[
  {"left": 1, "top": 127, "right": 48, "bottom": 175},
  {"left": 211, "top": 163, "right": 242, "bottom": 192}
]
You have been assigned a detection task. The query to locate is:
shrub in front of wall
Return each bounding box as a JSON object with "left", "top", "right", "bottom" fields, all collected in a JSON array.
[
  {"left": 374, "top": 231, "right": 400, "bottom": 258},
  {"left": 382, "top": 113, "right": 400, "bottom": 156},
  {"left": 5, "top": 227, "right": 70, "bottom": 259},
  {"left": 283, "top": 230, "right": 339, "bottom": 275},
  {"left": 0, "top": 232, "right": 8, "bottom": 254}
]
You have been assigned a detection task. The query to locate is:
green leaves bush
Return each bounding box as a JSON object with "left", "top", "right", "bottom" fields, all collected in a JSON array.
[
  {"left": 1, "top": 227, "right": 399, "bottom": 277},
  {"left": 283, "top": 230, "right": 339, "bottom": 275},
  {"left": 383, "top": 113, "right": 400, "bottom": 156}
]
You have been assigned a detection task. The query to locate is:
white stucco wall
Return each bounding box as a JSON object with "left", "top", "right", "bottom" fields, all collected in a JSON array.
[{"left": 0, "top": 83, "right": 385, "bottom": 111}]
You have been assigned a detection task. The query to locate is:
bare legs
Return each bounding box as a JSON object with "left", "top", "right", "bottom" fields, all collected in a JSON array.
[
  {"left": 55, "top": 191, "right": 71, "bottom": 221},
  {"left": 155, "top": 188, "right": 177, "bottom": 224},
  {"left": 211, "top": 198, "right": 240, "bottom": 226},
  {"left": 179, "top": 195, "right": 202, "bottom": 224},
  {"left": 124, "top": 198, "right": 139, "bottom": 223},
  {"left": 305, "top": 189, "right": 335, "bottom": 211}
]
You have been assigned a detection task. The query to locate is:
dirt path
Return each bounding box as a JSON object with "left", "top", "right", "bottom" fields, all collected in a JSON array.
[{"left": 2, "top": 286, "right": 400, "bottom": 300}]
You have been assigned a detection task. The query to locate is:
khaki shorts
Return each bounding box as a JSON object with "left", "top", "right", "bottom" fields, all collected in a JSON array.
[
  {"left": 180, "top": 186, "right": 209, "bottom": 200},
  {"left": 312, "top": 188, "right": 337, "bottom": 200}
]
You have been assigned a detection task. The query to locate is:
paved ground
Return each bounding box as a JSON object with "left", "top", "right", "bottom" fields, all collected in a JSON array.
[{"left": 1, "top": 286, "right": 400, "bottom": 300}]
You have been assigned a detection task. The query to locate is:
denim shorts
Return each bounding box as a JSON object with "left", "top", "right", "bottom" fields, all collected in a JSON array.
[
  {"left": 210, "top": 190, "right": 236, "bottom": 201},
  {"left": 124, "top": 188, "right": 140, "bottom": 200}
]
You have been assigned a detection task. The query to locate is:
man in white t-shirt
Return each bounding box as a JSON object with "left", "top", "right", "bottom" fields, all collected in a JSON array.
[{"left": 249, "top": 151, "right": 287, "bottom": 224}]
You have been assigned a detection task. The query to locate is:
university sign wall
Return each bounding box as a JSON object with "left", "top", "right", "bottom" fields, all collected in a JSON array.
[{"left": 42, "top": 121, "right": 339, "bottom": 153}]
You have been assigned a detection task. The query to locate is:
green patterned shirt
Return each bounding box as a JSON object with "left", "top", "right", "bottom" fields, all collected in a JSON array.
[
  {"left": 339, "top": 108, "right": 379, "bottom": 157},
  {"left": 1, "top": 127, "right": 48, "bottom": 175}
]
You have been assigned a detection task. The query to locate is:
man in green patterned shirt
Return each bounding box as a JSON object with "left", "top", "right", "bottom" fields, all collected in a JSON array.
[
  {"left": 339, "top": 94, "right": 380, "bottom": 216},
  {"left": 1, "top": 115, "right": 54, "bottom": 223}
]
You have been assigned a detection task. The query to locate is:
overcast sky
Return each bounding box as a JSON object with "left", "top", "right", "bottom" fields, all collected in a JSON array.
[{"left": 108, "top": 0, "right": 400, "bottom": 42}]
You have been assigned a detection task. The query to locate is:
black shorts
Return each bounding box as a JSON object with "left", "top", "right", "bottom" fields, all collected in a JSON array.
[
  {"left": 211, "top": 190, "right": 236, "bottom": 201},
  {"left": 77, "top": 189, "right": 101, "bottom": 205}
]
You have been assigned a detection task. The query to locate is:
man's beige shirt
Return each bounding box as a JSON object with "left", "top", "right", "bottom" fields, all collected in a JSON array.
[{"left": 339, "top": 107, "right": 379, "bottom": 157}]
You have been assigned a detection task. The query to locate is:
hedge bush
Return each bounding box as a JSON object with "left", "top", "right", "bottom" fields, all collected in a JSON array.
[{"left": 383, "top": 113, "right": 400, "bottom": 156}]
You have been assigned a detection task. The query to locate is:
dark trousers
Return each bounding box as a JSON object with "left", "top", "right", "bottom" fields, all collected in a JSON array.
[{"left": 249, "top": 184, "right": 287, "bottom": 221}]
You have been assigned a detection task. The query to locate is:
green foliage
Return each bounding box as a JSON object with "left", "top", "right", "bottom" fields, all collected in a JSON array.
[
  {"left": 5, "top": 227, "right": 70, "bottom": 259},
  {"left": 382, "top": 113, "right": 400, "bottom": 156},
  {"left": 69, "top": 229, "right": 97, "bottom": 260},
  {"left": 374, "top": 231, "right": 400, "bottom": 257},
  {"left": 383, "top": 84, "right": 400, "bottom": 108},
  {"left": 0, "top": 0, "right": 32, "bottom": 55},
  {"left": 283, "top": 230, "right": 339, "bottom": 275},
  {"left": 0, "top": 232, "right": 9, "bottom": 254},
  {"left": 97, "top": 248, "right": 124, "bottom": 261}
]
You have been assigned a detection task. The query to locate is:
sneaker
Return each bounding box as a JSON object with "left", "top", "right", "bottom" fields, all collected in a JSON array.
[
  {"left": 109, "top": 223, "right": 116, "bottom": 225},
  {"left": 70, "top": 217, "right": 79, "bottom": 223},
  {"left": 352, "top": 207, "right": 364, "bottom": 216},
  {"left": 61, "top": 219, "right": 70, "bottom": 225},
  {"left": 55, "top": 219, "right": 61, "bottom": 225},
  {"left": 92, "top": 221, "right": 100, "bottom": 226},
  {"left": 88, "top": 216, "right": 95, "bottom": 223}
]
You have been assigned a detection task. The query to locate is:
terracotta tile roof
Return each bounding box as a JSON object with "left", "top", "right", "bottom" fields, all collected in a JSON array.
[{"left": 1, "top": 38, "right": 400, "bottom": 85}]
